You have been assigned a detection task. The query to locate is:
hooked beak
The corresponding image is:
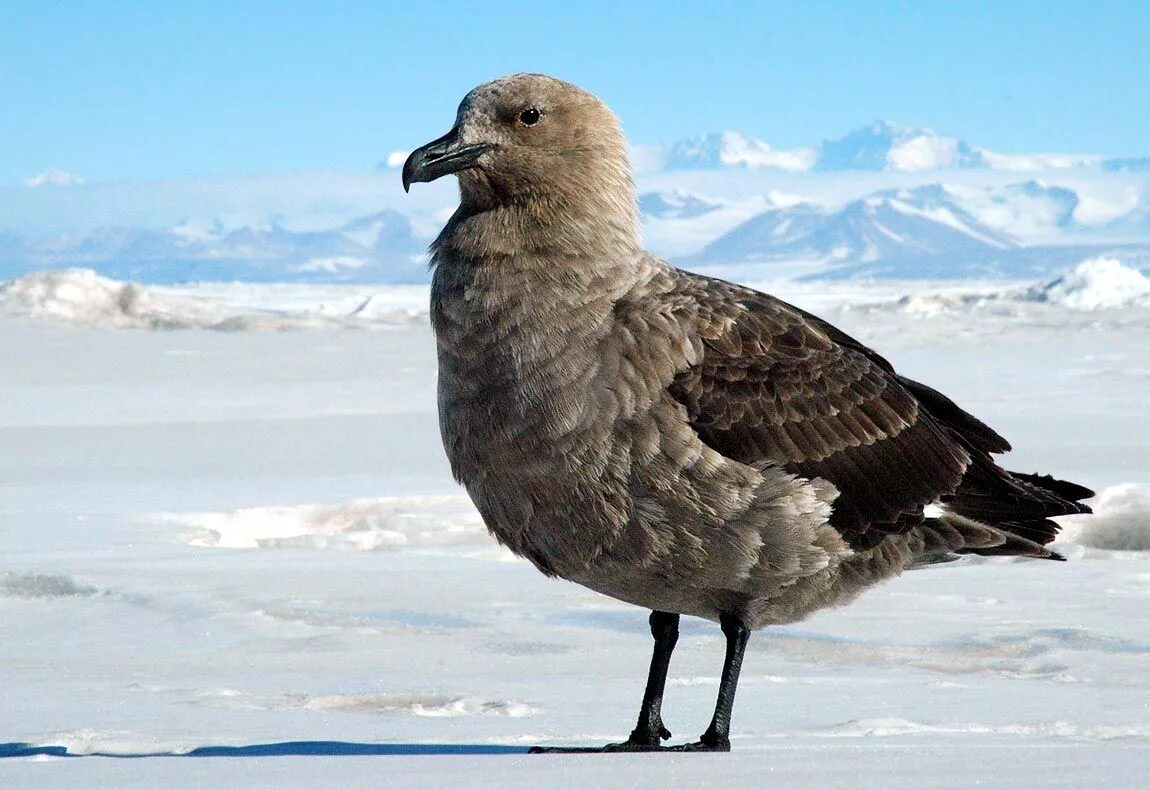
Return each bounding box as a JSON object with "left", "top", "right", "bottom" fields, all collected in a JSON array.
[{"left": 401, "top": 127, "right": 490, "bottom": 192}]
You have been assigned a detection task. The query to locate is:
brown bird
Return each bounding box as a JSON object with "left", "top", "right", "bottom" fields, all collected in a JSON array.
[{"left": 402, "top": 73, "right": 1093, "bottom": 752}]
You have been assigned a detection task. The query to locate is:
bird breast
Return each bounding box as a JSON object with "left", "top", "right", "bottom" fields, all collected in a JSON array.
[
  {"left": 429, "top": 254, "right": 701, "bottom": 574},
  {"left": 432, "top": 259, "right": 620, "bottom": 477}
]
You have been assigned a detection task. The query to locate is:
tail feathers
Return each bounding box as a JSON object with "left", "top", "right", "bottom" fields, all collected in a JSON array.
[
  {"left": 1008, "top": 471, "right": 1095, "bottom": 504},
  {"left": 909, "top": 513, "right": 1063, "bottom": 568},
  {"left": 945, "top": 462, "right": 1093, "bottom": 547}
]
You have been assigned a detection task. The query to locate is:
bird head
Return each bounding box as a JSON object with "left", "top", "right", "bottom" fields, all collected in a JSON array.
[{"left": 403, "top": 74, "right": 637, "bottom": 247}]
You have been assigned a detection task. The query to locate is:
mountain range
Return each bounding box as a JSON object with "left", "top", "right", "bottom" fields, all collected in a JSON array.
[
  {"left": 650, "top": 120, "right": 1145, "bottom": 174},
  {"left": 5, "top": 121, "right": 1150, "bottom": 284},
  {"left": 682, "top": 183, "right": 1149, "bottom": 279},
  {"left": 0, "top": 212, "right": 427, "bottom": 284}
]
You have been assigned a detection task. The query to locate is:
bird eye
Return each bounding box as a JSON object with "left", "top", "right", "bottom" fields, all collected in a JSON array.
[{"left": 519, "top": 108, "right": 542, "bottom": 126}]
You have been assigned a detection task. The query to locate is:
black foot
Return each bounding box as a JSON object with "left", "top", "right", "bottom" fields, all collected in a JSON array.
[
  {"left": 530, "top": 733, "right": 729, "bottom": 754},
  {"left": 666, "top": 738, "right": 730, "bottom": 753},
  {"left": 624, "top": 722, "right": 672, "bottom": 746}
]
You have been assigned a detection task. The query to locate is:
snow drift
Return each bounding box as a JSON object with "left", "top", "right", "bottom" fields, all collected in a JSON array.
[
  {"left": 1059, "top": 484, "right": 1150, "bottom": 551},
  {"left": 874, "top": 258, "right": 1150, "bottom": 316},
  {"left": 0, "top": 268, "right": 424, "bottom": 330},
  {"left": 0, "top": 268, "right": 235, "bottom": 329},
  {"left": 1026, "top": 258, "right": 1150, "bottom": 310},
  {"left": 160, "top": 495, "right": 491, "bottom": 551}
]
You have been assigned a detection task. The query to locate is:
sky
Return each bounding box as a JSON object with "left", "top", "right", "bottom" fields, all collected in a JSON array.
[{"left": 2, "top": 0, "right": 1149, "bottom": 185}]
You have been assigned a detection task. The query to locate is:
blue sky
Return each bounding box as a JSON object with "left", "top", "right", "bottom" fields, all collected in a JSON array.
[{"left": 3, "top": 0, "right": 1148, "bottom": 184}]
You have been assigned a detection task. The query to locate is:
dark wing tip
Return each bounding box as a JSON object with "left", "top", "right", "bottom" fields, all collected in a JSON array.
[
  {"left": 896, "top": 375, "right": 1012, "bottom": 454},
  {"left": 1009, "top": 472, "right": 1095, "bottom": 504}
]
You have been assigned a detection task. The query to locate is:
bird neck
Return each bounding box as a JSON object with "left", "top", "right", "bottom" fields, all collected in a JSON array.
[{"left": 440, "top": 174, "right": 640, "bottom": 261}]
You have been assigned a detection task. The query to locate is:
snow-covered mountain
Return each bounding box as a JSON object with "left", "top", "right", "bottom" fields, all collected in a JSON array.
[
  {"left": 4, "top": 178, "right": 1150, "bottom": 284},
  {"left": 0, "top": 211, "right": 427, "bottom": 284},
  {"left": 686, "top": 183, "right": 1150, "bottom": 279},
  {"left": 637, "top": 189, "right": 723, "bottom": 220},
  {"left": 941, "top": 180, "right": 1081, "bottom": 240},
  {"left": 654, "top": 121, "right": 1133, "bottom": 174},
  {"left": 690, "top": 186, "right": 1014, "bottom": 276},
  {"left": 809, "top": 121, "right": 989, "bottom": 172},
  {"left": 658, "top": 121, "right": 993, "bottom": 173},
  {"left": 662, "top": 132, "right": 815, "bottom": 171},
  {"left": 813, "top": 121, "right": 989, "bottom": 172},
  {"left": 3, "top": 120, "right": 1149, "bottom": 284}
]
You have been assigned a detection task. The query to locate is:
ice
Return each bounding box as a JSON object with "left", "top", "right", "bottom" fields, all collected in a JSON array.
[
  {"left": 159, "top": 495, "right": 488, "bottom": 550},
  {"left": 0, "top": 268, "right": 428, "bottom": 330},
  {"left": 0, "top": 268, "right": 236, "bottom": 329},
  {"left": 1058, "top": 484, "right": 1150, "bottom": 551},
  {"left": 832, "top": 258, "right": 1150, "bottom": 319},
  {"left": 1, "top": 278, "right": 1147, "bottom": 787},
  {"left": 1027, "top": 257, "right": 1150, "bottom": 310},
  {"left": 0, "top": 572, "right": 99, "bottom": 599},
  {"left": 801, "top": 717, "right": 1150, "bottom": 740}
]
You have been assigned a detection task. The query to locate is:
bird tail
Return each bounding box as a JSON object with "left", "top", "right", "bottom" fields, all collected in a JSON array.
[
  {"left": 893, "top": 374, "right": 1093, "bottom": 559},
  {"left": 939, "top": 463, "right": 1093, "bottom": 557},
  {"left": 908, "top": 511, "right": 1064, "bottom": 568}
]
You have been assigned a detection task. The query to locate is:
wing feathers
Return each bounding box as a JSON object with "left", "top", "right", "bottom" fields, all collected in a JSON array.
[{"left": 667, "top": 270, "right": 1091, "bottom": 552}]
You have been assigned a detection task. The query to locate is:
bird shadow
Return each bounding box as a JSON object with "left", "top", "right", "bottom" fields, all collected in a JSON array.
[{"left": 0, "top": 740, "right": 530, "bottom": 759}]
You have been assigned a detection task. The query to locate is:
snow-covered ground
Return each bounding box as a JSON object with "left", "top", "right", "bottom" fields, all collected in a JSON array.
[{"left": 2, "top": 270, "right": 1149, "bottom": 788}]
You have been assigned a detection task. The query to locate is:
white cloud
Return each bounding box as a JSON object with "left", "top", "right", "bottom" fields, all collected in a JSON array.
[
  {"left": 887, "top": 136, "right": 960, "bottom": 172},
  {"left": 384, "top": 151, "right": 412, "bottom": 168},
  {"left": 979, "top": 150, "right": 1102, "bottom": 171},
  {"left": 24, "top": 169, "right": 85, "bottom": 187},
  {"left": 717, "top": 133, "right": 816, "bottom": 171}
]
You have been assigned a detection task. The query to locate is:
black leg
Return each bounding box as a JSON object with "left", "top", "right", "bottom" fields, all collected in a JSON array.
[
  {"left": 615, "top": 610, "right": 680, "bottom": 749},
  {"left": 669, "top": 612, "right": 750, "bottom": 752},
  {"left": 530, "top": 610, "right": 680, "bottom": 754}
]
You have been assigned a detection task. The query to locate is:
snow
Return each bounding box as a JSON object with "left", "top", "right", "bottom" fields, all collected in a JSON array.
[
  {"left": 0, "top": 275, "right": 1147, "bottom": 787},
  {"left": 4, "top": 145, "right": 1150, "bottom": 283},
  {"left": 0, "top": 268, "right": 238, "bottom": 329},
  {"left": 161, "top": 495, "right": 486, "bottom": 550},
  {"left": 815, "top": 121, "right": 988, "bottom": 172},
  {"left": 1029, "top": 258, "right": 1150, "bottom": 310},
  {"left": 885, "top": 198, "right": 1012, "bottom": 248},
  {"left": 837, "top": 258, "right": 1150, "bottom": 318},
  {"left": 0, "top": 269, "right": 428, "bottom": 329},
  {"left": 886, "top": 135, "right": 960, "bottom": 172},
  {"left": 941, "top": 181, "right": 1079, "bottom": 242},
  {"left": 295, "top": 255, "right": 369, "bottom": 274},
  {"left": 714, "top": 133, "right": 814, "bottom": 171},
  {"left": 662, "top": 132, "right": 815, "bottom": 171},
  {"left": 1059, "top": 484, "right": 1150, "bottom": 551},
  {"left": 979, "top": 151, "right": 1104, "bottom": 172}
]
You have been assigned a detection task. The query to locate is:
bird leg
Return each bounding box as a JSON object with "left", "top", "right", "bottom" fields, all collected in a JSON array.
[
  {"left": 530, "top": 610, "right": 680, "bottom": 754},
  {"left": 668, "top": 612, "right": 750, "bottom": 752},
  {"left": 611, "top": 610, "right": 680, "bottom": 749}
]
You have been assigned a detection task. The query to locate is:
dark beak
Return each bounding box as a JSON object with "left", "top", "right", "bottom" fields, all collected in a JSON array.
[{"left": 401, "top": 127, "right": 490, "bottom": 192}]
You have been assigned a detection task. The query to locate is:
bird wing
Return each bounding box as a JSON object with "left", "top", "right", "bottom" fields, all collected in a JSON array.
[{"left": 667, "top": 271, "right": 996, "bottom": 549}]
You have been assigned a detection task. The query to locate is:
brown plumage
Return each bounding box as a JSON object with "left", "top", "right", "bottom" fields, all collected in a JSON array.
[{"left": 402, "top": 73, "right": 1093, "bottom": 753}]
